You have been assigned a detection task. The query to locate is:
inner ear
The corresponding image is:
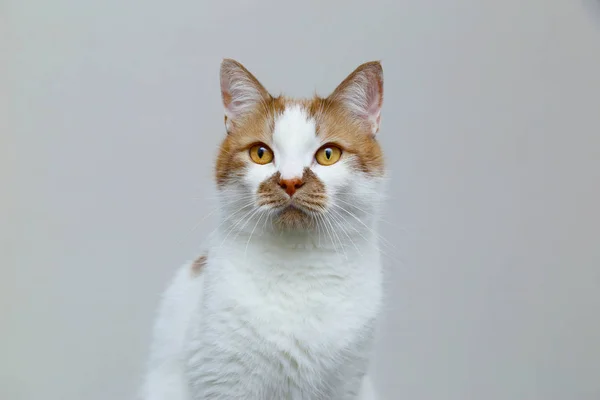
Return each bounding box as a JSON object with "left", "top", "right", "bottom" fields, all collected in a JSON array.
[
  {"left": 220, "top": 59, "right": 271, "bottom": 132},
  {"left": 329, "top": 61, "right": 383, "bottom": 135}
]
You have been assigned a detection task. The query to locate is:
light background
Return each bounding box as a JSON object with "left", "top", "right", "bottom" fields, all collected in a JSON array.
[{"left": 3, "top": 0, "right": 600, "bottom": 399}]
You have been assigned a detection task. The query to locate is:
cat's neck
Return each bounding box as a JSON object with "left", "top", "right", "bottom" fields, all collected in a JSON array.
[{"left": 209, "top": 225, "right": 380, "bottom": 288}]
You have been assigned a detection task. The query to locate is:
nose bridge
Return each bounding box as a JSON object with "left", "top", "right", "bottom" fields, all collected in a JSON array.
[
  {"left": 272, "top": 103, "right": 318, "bottom": 180},
  {"left": 278, "top": 154, "right": 306, "bottom": 180}
]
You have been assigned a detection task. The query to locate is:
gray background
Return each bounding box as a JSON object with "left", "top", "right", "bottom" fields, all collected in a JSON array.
[{"left": 3, "top": 0, "right": 600, "bottom": 399}]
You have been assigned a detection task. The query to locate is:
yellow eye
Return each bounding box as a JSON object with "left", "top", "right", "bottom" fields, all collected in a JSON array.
[
  {"left": 315, "top": 145, "right": 342, "bottom": 166},
  {"left": 249, "top": 144, "right": 274, "bottom": 165}
]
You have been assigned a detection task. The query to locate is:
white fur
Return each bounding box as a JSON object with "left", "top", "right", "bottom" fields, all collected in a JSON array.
[
  {"left": 142, "top": 105, "right": 385, "bottom": 399},
  {"left": 272, "top": 105, "right": 319, "bottom": 180}
]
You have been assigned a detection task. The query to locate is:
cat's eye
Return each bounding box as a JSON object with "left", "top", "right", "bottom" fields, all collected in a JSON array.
[
  {"left": 249, "top": 144, "right": 274, "bottom": 165},
  {"left": 315, "top": 145, "right": 342, "bottom": 166}
]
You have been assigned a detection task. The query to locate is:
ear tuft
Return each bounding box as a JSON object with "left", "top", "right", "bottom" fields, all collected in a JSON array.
[
  {"left": 329, "top": 61, "right": 384, "bottom": 135},
  {"left": 220, "top": 59, "right": 270, "bottom": 132}
]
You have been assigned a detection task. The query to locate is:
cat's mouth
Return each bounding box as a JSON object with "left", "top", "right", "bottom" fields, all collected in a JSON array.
[
  {"left": 256, "top": 171, "right": 327, "bottom": 231},
  {"left": 272, "top": 203, "right": 316, "bottom": 230},
  {"left": 285, "top": 198, "right": 325, "bottom": 215}
]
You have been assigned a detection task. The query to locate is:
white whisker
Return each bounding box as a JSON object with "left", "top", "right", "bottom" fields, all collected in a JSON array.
[
  {"left": 218, "top": 206, "right": 260, "bottom": 248},
  {"left": 331, "top": 203, "right": 397, "bottom": 253},
  {"left": 328, "top": 209, "right": 362, "bottom": 256},
  {"left": 323, "top": 212, "right": 347, "bottom": 260},
  {"left": 244, "top": 208, "right": 265, "bottom": 258}
]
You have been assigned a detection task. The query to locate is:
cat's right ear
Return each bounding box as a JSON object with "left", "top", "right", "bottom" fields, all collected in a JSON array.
[{"left": 220, "top": 59, "right": 271, "bottom": 133}]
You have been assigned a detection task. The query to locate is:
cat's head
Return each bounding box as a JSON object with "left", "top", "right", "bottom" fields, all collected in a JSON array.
[{"left": 215, "top": 59, "right": 386, "bottom": 236}]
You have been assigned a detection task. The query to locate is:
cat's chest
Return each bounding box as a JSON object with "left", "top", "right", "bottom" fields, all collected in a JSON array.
[
  {"left": 203, "top": 247, "right": 381, "bottom": 353},
  {"left": 184, "top": 245, "right": 381, "bottom": 397},
  {"left": 206, "top": 248, "right": 380, "bottom": 340},
  {"left": 188, "top": 280, "right": 375, "bottom": 398}
]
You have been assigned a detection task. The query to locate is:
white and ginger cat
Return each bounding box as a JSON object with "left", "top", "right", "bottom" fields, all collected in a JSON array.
[{"left": 141, "top": 59, "right": 387, "bottom": 400}]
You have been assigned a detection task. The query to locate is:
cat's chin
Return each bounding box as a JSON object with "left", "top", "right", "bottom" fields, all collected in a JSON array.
[{"left": 272, "top": 205, "right": 316, "bottom": 231}]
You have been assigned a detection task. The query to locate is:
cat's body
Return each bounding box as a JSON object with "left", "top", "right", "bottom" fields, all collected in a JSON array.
[
  {"left": 144, "top": 233, "right": 381, "bottom": 400},
  {"left": 142, "top": 59, "right": 386, "bottom": 400}
]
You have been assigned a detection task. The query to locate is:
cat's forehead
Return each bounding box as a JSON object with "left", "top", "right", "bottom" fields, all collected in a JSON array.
[
  {"left": 272, "top": 104, "right": 319, "bottom": 153},
  {"left": 269, "top": 102, "right": 320, "bottom": 180}
]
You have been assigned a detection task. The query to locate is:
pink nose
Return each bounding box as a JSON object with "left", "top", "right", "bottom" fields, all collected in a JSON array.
[{"left": 279, "top": 178, "right": 304, "bottom": 197}]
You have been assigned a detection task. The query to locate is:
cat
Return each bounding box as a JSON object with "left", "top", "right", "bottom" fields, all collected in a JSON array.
[{"left": 141, "top": 58, "right": 387, "bottom": 400}]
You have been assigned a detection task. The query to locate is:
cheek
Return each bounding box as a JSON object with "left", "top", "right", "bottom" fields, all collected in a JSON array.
[
  {"left": 312, "top": 158, "right": 353, "bottom": 193},
  {"left": 244, "top": 163, "right": 278, "bottom": 194}
]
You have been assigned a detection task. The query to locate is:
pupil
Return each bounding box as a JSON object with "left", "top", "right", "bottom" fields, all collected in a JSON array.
[
  {"left": 257, "top": 147, "right": 264, "bottom": 158},
  {"left": 325, "top": 148, "right": 332, "bottom": 159}
]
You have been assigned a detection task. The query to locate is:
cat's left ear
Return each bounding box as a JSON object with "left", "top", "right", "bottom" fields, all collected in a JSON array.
[
  {"left": 329, "top": 61, "right": 383, "bottom": 135},
  {"left": 220, "top": 59, "right": 271, "bottom": 133}
]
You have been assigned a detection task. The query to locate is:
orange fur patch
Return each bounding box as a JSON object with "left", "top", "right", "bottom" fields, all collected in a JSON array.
[
  {"left": 190, "top": 255, "right": 207, "bottom": 277},
  {"left": 308, "top": 98, "right": 385, "bottom": 176},
  {"left": 215, "top": 97, "right": 284, "bottom": 186}
]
